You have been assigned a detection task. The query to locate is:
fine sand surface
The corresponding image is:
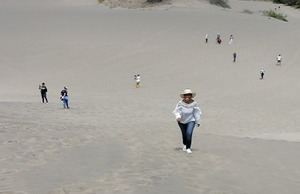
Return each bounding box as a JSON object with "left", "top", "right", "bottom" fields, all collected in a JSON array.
[{"left": 1, "top": 0, "right": 300, "bottom": 193}]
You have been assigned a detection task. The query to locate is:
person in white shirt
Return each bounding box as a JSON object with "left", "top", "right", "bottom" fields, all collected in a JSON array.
[
  {"left": 173, "top": 89, "right": 202, "bottom": 154},
  {"left": 260, "top": 68, "right": 265, "bottom": 80},
  {"left": 229, "top": 34, "right": 233, "bottom": 45},
  {"left": 134, "top": 74, "right": 141, "bottom": 88},
  {"left": 205, "top": 34, "right": 208, "bottom": 43},
  {"left": 277, "top": 54, "right": 282, "bottom": 65}
]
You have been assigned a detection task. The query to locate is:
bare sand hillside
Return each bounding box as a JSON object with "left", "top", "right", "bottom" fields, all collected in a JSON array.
[{"left": 0, "top": 0, "right": 300, "bottom": 193}]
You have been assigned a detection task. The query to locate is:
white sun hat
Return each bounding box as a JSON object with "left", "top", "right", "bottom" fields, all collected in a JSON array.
[{"left": 180, "top": 89, "right": 196, "bottom": 98}]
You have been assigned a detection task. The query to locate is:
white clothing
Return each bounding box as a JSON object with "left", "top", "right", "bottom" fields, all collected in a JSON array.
[
  {"left": 135, "top": 76, "right": 141, "bottom": 83},
  {"left": 277, "top": 56, "right": 282, "bottom": 61},
  {"left": 173, "top": 100, "right": 202, "bottom": 124},
  {"left": 205, "top": 34, "right": 208, "bottom": 39}
]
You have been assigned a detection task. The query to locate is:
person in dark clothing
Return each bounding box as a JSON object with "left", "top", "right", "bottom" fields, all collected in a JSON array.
[
  {"left": 60, "top": 87, "right": 68, "bottom": 97},
  {"left": 60, "top": 87, "right": 69, "bottom": 109},
  {"left": 260, "top": 68, "right": 265, "bottom": 80},
  {"left": 39, "top": 82, "right": 48, "bottom": 103},
  {"left": 233, "top": 52, "right": 237, "bottom": 62}
]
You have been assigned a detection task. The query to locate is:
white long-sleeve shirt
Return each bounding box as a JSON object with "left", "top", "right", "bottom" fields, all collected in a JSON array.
[
  {"left": 277, "top": 55, "right": 282, "bottom": 61},
  {"left": 173, "top": 100, "right": 202, "bottom": 124},
  {"left": 135, "top": 76, "right": 141, "bottom": 83}
]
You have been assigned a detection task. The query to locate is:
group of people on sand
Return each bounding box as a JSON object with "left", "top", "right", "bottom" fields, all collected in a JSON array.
[
  {"left": 205, "top": 33, "right": 238, "bottom": 62},
  {"left": 205, "top": 33, "right": 234, "bottom": 45},
  {"left": 205, "top": 33, "right": 284, "bottom": 80},
  {"left": 260, "top": 54, "right": 282, "bottom": 80},
  {"left": 171, "top": 36, "right": 284, "bottom": 154},
  {"left": 38, "top": 83, "right": 69, "bottom": 109},
  {"left": 35, "top": 34, "right": 283, "bottom": 155}
]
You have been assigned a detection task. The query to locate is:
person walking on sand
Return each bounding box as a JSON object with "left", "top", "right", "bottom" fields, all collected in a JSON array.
[
  {"left": 39, "top": 82, "right": 48, "bottom": 103},
  {"left": 216, "top": 33, "right": 222, "bottom": 44},
  {"left": 205, "top": 34, "right": 208, "bottom": 43},
  {"left": 260, "top": 68, "right": 265, "bottom": 80},
  {"left": 60, "top": 87, "right": 69, "bottom": 109},
  {"left": 233, "top": 52, "right": 237, "bottom": 62},
  {"left": 229, "top": 34, "right": 234, "bottom": 45},
  {"left": 134, "top": 74, "right": 141, "bottom": 88},
  {"left": 276, "top": 54, "right": 282, "bottom": 65},
  {"left": 173, "top": 89, "right": 202, "bottom": 154}
]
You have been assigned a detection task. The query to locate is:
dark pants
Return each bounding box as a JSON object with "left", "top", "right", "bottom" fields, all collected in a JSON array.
[
  {"left": 178, "top": 121, "right": 195, "bottom": 149},
  {"left": 41, "top": 93, "right": 48, "bottom": 103},
  {"left": 233, "top": 57, "right": 236, "bottom": 62},
  {"left": 205, "top": 38, "right": 208, "bottom": 43},
  {"left": 261, "top": 73, "right": 264, "bottom": 79}
]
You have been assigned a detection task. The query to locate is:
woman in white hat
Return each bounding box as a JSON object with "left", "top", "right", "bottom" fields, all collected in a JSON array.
[{"left": 173, "top": 89, "right": 202, "bottom": 154}]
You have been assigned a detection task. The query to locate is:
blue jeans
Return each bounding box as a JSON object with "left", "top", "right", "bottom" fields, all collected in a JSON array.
[
  {"left": 63, "top": 97, "right": 69, "bottom": 108},
  {"left": 178, "top": 121, "right": 195, "bottom": 149}
]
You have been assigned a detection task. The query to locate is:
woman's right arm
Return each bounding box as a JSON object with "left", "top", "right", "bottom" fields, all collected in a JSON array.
[{"left": 172, "top": 102, "right": 181, "bottom": 121}]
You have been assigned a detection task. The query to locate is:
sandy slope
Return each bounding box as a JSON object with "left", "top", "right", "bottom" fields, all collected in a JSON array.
[{"left": 0, "top": 0, "right": 300, "bottom": 193}]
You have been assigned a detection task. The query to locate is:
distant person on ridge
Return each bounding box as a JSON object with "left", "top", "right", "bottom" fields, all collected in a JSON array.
[
  {"left": 134, "top": 74, "right": 141, "bottom": 88},
  {"left": 233, "top": 52, "right": 237, "bottom": 62},
  {"left": 216, "top": 33, "right": 222, "bottom": 44},
  {"left": 229, "top": 34, "right": 234, "bottom": 45},
  {"left": 39, "top": 82, "right": 48, "bottom": 103},
  {"left": 60, "top": 87, "right": 69, "bottom": 109},
  {"left": 260, "top": 68, "right": 265, "bottom": 80},
  {"left": 205, "top": 34, "right": 208, "bottom": 43},
  {"left": 276, "top": 54, "right": 282, "bottom": 65}
]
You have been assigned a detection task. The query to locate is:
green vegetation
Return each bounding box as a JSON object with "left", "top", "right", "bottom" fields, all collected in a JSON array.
[
  {"left": 98, "top": 0, "right": 104, "bottom": 3},
  {"left": 273, "top": 0, "right": 300, "bottom": 8},
  {"left": 263, "top": 10, "right": 288, "bottom": 21},
  {"left": 209, "top": 0, "right": 231, "bottom": 8},
  {"left": 243, "top": 9, "right": 254, "bottom": 14}
]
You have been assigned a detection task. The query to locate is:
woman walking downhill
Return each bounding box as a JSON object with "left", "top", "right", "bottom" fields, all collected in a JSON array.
[{"left": 173, "top": 89, "right": 202, "bottom": 154}]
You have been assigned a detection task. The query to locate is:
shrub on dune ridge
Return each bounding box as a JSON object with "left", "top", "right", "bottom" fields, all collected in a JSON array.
[
  {"left": 263, "top": 10, "right": 288, "bottom": 21},
  {"left": 209, "top": 0, "right": 231, "bottom": 8},
  {"left": 99, "top": 0, "right": 231, "bottom": 8},
  {"left": 147, "top": 0, "right": 163, "bottom": 2},
  {"left": 273, "top": 0, "right": 300, "bottom": 8},
  {"left": 98, "top": 0, "right": 163, "bottom": 4}
]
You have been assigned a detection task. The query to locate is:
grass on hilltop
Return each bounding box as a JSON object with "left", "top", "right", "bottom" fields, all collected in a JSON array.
[
  {"left": 273, "top": 0, "right": 300, "bottom": 8},
  {"left": 98, "top": 0, "right": 163, "bottom": 3},
  {"left": 209, "top": 0, "right": 231, "bottom": 8},
  {"left": 263, "top": 10, "right": 288, "bottom": 22}
]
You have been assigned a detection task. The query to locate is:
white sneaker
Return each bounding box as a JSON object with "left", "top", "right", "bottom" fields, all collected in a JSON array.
[
  {"left": 182, "top": 145, "right": 187, "bottom": 151},
  {"left": 186, "top": 149, "right": 192, "bottom": 154}
]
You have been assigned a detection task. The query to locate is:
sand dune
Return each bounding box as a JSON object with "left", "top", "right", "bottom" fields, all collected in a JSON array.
[{"left": 0, "top": 0, "right": 300, "bottom": 193}]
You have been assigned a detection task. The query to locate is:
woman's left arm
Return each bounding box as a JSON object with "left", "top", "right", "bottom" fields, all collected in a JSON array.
[{"left": 194, "top": 105, "right": 202, "bottom": 127}]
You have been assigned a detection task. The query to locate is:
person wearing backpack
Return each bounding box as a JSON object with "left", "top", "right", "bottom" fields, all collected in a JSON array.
[{"left": 39, "top": 82, "right": 48, "bottom": 103}]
